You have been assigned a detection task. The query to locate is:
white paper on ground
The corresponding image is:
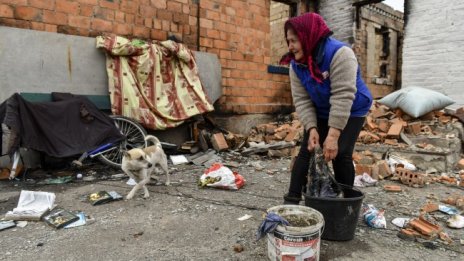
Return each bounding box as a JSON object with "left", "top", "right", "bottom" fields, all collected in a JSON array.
[
  {"left": 237, "top": 214, "right": 253, "bottom": 221},
  {"left": 126, "top": 178, "right": 136, "bottom": 186},
  {"left": 6, "top": 190, "right": 55, "bottom": 218},
  {"left": 447, "top": 215, "right": 464, "bottom": 229},
  {"left": 16, "top": 221, "right": 28, "bottom": 228},
  {"left": 170, "top": 155, "right": 189, "bottom": 165},
  {"left": 391, "top": 217, "right": 410, "bottom": 228}
]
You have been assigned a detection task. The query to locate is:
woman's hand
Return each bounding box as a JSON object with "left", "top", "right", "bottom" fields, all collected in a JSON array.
[
  {"left": 307, "top": 128, "right": 320, "bottom": 152},
  {"left": 323, "top": 127, "right": 340, "bottom": 161}
]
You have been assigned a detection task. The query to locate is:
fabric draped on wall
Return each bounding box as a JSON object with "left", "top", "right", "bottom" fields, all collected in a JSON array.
[{"left": 97, "top": 36, "right": 214, "bottom": 130}]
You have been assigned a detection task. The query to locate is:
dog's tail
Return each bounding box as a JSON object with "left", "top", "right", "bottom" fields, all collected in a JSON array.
[{"left": 145, "top": 135, "right": 161, "bottom": 147}]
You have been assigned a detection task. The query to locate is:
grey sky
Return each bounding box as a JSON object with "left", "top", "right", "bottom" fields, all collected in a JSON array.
[{"left": 382, "top": 0, "right": 404, "bottom": 12}]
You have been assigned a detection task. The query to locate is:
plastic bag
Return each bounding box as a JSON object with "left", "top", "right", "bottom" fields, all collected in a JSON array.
[
  {"left": 362, "top": 204, "right": 386, "bottom": 229},
  {"left": 307, "top": 148, "right": 343, "bottom": 198},
  {"left": 199, "top": 163, "right": 245, "bottom": 190},
  {"left": 386, "top": 153, "right": 416, "bottom": 173}
]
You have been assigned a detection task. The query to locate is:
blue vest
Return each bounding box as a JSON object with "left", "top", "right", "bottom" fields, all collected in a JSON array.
[{"left": 291, "top": 38, "right": 372, "bottom": 119}]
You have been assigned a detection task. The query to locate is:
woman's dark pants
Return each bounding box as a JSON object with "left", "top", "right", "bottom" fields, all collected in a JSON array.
[{"left": 285, "top": 117, "right": 365, "bottom": 202}]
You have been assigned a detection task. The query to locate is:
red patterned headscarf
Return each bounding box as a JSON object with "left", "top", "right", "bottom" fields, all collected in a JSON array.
[{"left": 284, "top": 13, "right": 332, "bottom": 83}]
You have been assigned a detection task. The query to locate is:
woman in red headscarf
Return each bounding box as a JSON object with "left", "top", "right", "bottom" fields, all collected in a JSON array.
[{"left": 283, "top": 13, "right": 373, "bottom": 204}]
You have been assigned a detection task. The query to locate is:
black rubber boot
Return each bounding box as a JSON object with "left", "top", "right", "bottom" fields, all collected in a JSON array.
[{"left": 283, "top": 193, "right": 301, "bottom": 205}]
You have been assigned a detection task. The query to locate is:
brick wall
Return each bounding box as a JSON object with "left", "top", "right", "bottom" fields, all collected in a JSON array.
[
  {"left": 354, "top": 3, "right": 404, "bottom": 98},
  {"left": 0, "top": 0, "right": 198, "bottom": 48},
  {"left": 270, "top": 1, "right": 290, "bottom": 65},
  {"left": 403, "top": 0, "right": 464, "bottom": 106},
  {"left": 319, "top": 0, "right": 354, "bottom": 44},
  {"left": 0, "top": 0, "right": 292, "bottom": 114}
]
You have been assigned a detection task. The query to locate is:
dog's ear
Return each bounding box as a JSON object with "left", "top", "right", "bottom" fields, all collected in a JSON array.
[{"left": 123, "top": 151, "right": 131, "bottom": 159}]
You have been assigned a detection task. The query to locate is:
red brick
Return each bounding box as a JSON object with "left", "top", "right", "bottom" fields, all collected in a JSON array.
[
  {"left": 80, "top": 5, "right": 93, "bottom": 17},
  {"left": 420, "top": 203, "right": 439, "bottom": 213},
  {"left": 409, "top": 217, "right": 442, "bottom": 238},
  {"left": 43, "top": 10, "right": 67, "bottom": 25},
  {"left": 139, "top": 5, "right": 156, "bottom": 17},
  {"left": 91, "top": 18, "right": 112, "bottom": 32},
  {"left": 151, "top": 0, "right": 166, "bottom": 9},
  {"left": 0, "top": 4, "right": 13, "bottom": 18},
  {"left": 14, "top": 6, "right": 41, "bottom": 21},
  {"left": 57, "top": 24, "right": 89, "bottom": 36},
  {"left": 200, "top": 0, "right": 217, "bottom": 10},
  {"left": 120, "top": 1, "right": 138, "bottom": 14},
  {"left": 377, "top": 118, "right": 390, "bottom": 133},
  {"left": 133, "top": 26, "right": 150, "bottom": 38},
  {"left": 68, "top": 15, "right": 90, "bottom": 28},
  {"left": 457, "top": 159, "right": 464, "bottom": 170},
  {"left": 125, "top": 13, "right": 134, "bottom": 23},
  {"left": 44, "top": 23, "right": 57, "bottom": 32},
  {"left": 144, "top": 18, "right": 152, "bottom": 27},
  {"left": 79, "top": 0, "right": 98, "bottom": 5},
  {"left": 100, "top": 0, "right": 118, "bottom": 10},
  {"left": 387, "top": 122, "right": 403, "bottom": 138},
  {"left": 355, "top": 164, "right": 373, "bottom": 175},
  {"left": 384, "top": 185, "right": 402, "bottom": 192},
  {"left": 94, "top": 7, "right": 115, "bottom": 20},
  {"left": 159, "top": 19, "right": 168, "bottom": 31},
  {"left": 167, "top": 1, "right": 181, "bottom": 11},
  {"left": 182, "top": 4, "right": 189, "bottom": 14},
  {"left": 30, "top": 21, "right": 44, "bottom": 30},
  {"left": 199, "top": 17, "right": 212, "bottom": 29},
  {"left": 56, "top": 1, "right": 79, "bottom": 15},
  {"left": 135, "top": 15, "right": 144, "bottom": 25},
  {"left": 157, "top": 9, "right": 172, "bottom": 20},
  {"left": 115, "top": 10, "right": 125, "bottom": 22},
  {"left": 29, "top": 0, "right": 54, "bottom": 10},
  {"left": 188, "top": 15, "right": 196, "bottom": 26},
  {"left": 0, "top": 17, "right": 30, "bottom": 28},
  {"left": 211, "top": 132, "right": 229, "bottom": 151},
  {"left": 113, "top": 23, "right": 132, "bottom": 35},
  {"left": 150, "top": 29, "right": 166, "bottom": 40},
  {"left": 407, "top": 122, "right": 421, "bottom": 135},
  {"left": 0, "top": 0, "right": 27, "bottom": 5}
]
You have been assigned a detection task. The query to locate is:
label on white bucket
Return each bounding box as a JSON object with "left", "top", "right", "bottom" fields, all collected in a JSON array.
[{"left": 267, "top": 229, "right": 320, "bottom": 261}]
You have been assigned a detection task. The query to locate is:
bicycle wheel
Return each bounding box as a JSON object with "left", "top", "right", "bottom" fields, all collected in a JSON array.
[{"left": 97, "top": 115, "right": 147, "bottom": 169}]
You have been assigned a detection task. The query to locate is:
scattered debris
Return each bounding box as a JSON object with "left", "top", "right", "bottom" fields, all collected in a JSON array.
[
  {"left": 384, "top": 185, "right": 402, "bottom": 192},
  {"left": 438, "top": 205, "right": 460, "bottom": 215},
  {"left": 447, "top": 215, "right": 464, "bottom": 229},
  {"left": 198, "top": 163, "right": 245, "bottom": 190},
  {"left": 362, "top": 204, "right": 386, "bottom": 229},
  {"left": 43, "top": 208, "right": 79, "bottom": 229},
  {"left": 88, "top": 191, "right": 123, "bottom": 206},
  {"left": 404, "top": 216, "right": 442, "bottom": 239},
  {"left": 354, "top": 173, "right": 378, "bottom": 187},
  {"left": 0, "top": 220, "right": 16, "bottom": 231},
  {"left": 233, "top": 243, "right": 244, "bottom": 253},
  {"left": 170, "top": 155, "right": 189, "bottom": 165},
  {"left": 392, "top": 217, "right": 410, "bottom": 228},
  {"left": 237, "top": 214, "right": 253, "bottom": 221},
  {"left": 4, "top": 190, "right": 56, "bottom": 221},
  {"left": 420, "top": 203, "right": 439, "bottom": 213}
]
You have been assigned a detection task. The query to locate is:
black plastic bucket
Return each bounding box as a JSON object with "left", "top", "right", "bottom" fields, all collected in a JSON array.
[{"left": 304, "top": 184, "right": 364, "bottom": 241}]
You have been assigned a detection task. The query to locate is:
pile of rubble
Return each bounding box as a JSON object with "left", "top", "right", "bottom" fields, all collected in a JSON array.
[{"left": 358, "top": 101, "right": 459, "bottom": 148}]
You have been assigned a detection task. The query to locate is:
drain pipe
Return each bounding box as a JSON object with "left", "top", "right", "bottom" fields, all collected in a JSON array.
[{"left": 196, "top": 0, "right": 200, "bottom": 51}]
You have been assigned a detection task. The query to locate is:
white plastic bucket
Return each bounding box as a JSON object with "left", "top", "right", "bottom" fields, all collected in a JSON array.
[{"left": 266, "top": 205, "right": 324, "bottom": 261}]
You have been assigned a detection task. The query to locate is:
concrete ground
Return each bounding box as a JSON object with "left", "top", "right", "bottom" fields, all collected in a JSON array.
[{"left": 0, "top": 155, "right": 463, "bottom": 261}]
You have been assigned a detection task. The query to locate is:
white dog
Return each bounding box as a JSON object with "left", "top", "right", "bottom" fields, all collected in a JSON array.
[{"left": 121, "top": 135, "right": 170, "bottom": 200}]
